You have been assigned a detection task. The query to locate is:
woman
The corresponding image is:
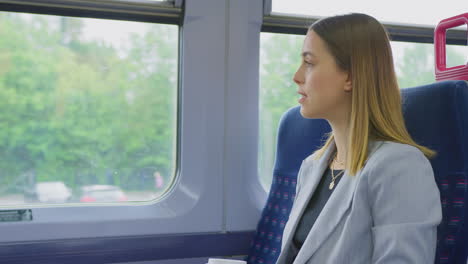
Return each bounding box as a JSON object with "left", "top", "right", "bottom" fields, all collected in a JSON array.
[{"left": 275, "top": 13, "right": 442, "bottom": 263}]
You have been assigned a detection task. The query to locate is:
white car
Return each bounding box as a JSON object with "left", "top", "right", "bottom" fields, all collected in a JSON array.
[{"left": 35, "top": 181, "right": 72, "bottom": 203}]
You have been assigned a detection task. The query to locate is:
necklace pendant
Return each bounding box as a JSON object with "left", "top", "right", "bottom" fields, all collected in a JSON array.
[{"left": 329, "top": 181, "right": 335, "bottom": 190}]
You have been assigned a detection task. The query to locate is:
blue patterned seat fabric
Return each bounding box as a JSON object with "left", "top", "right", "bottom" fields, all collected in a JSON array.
[{"left": 246, "top": 80, "right": 468, "bottom": 264}]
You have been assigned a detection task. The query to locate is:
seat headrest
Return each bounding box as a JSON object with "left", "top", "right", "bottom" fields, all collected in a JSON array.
[
  {"left": 402, "top": 80, "right": 468, "bottom": 175},
  {"left": 274, "top": 108, "right": 330, "bottom": 175}
]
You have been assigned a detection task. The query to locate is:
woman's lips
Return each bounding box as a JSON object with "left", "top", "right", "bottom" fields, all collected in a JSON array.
[{"left": 297, "top": 91, "right": 307, "bottom": 104}]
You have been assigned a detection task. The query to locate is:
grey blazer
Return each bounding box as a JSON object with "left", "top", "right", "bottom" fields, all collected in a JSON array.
[{"left": 276, "top": 140, "right": 442, "bottom": 264}]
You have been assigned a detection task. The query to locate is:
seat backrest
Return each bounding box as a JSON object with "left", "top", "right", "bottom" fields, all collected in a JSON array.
[
  {"left": 246, "top": 80, "right": 468, "bottom": 264},
  {"left": 402, "top": 80, "right": 468, "bottom": 264}
]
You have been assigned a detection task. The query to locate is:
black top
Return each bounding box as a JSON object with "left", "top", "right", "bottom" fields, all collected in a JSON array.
[{"left": 285, "top": 166, "right": 344, "bottom": 263}]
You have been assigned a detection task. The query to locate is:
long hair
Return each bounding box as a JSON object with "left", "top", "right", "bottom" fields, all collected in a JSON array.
[{"left": 309, "top": 13, "right": 436, "bottom": 176}]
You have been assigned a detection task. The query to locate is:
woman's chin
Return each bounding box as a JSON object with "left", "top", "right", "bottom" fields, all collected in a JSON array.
[{"left": 300, "top": 106, "right": 320, "bottom": 119}]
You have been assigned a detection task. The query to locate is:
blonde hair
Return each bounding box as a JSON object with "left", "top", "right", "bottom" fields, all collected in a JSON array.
[{"left": 309, "top": 13, "right": 436, "bottom": 176}]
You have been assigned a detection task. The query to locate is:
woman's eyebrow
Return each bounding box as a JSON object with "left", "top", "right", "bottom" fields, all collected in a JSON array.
[{"left": 301, "top": 51, "right": 316, "bottom": 58}]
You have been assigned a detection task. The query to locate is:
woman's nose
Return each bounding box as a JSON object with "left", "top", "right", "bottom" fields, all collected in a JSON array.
[{"left": 293, "top": 70, "right": 302, "bottom": 85}]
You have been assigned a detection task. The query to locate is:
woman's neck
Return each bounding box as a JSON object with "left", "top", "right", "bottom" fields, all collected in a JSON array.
[{"left": 328, "top": 119, "right": 350, "bottom": 170}]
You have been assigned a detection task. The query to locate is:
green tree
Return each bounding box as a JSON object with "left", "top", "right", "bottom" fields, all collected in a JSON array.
[{"left": 0, "top": 13, "right": 178, "bottom": 197}]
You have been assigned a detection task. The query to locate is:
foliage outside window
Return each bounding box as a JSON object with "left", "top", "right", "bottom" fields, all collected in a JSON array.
[{"left": 0, "top": 13, "right": 178, "bottom": 205}]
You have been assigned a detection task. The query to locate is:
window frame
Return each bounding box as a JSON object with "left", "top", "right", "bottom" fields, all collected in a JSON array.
[
  {"left": 0, "top": 0, "right": 182, "bottom": 24},
  {"left": 0, "top": 0, "right": 232, "bottom": 245},
  {"left": 262, "top": 0, "right": 467, "bottom": 45},
  {"left": 256, "top": 1, "right": 467, "bottom": 195}
]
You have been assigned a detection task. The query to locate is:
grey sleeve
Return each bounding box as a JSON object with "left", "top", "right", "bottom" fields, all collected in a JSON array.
[{"left": 367, "top": 146, "right": 442, "bottom": 264}]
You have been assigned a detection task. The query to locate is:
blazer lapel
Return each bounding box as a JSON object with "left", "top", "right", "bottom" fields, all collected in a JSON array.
[
  {"left": 278, "top": 140, "right": 337, "bottom": 262},
  {"left": 278, "top": 140, "right": 384, "bottom": 264},
  {"left": 293, "top": 161, "right": 358, "bottom": 264},
  {"left": 291, "top": 140, "right": 383, "bottom": 264}
]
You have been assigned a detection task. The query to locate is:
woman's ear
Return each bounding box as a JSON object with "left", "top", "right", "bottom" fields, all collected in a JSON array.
[{"left": 344, "top": 73, "right": 352, "bottom": 92}]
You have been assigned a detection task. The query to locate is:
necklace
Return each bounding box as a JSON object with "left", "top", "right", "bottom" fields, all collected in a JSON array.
[{"left": 329, "top": 152, "right": 345, "bottom": 190}]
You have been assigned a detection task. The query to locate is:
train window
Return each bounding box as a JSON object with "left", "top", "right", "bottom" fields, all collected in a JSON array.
[
  {"left": 392, "top": 41, "right": 466, "bottom": 88},
  {"left": 271, "top": 0, "right": 463, "bottom": 26},
  {"left": 0, "top": 12, "right": 178, "bottom": 206},
  {"left": 258, "top": 33, "right": 303, "bottom": 189},
  {"left": 258, "top": 32, "right": 467, "bottom": 189}
]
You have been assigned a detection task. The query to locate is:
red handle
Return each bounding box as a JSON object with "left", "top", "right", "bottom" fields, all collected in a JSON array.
[{"left": 434, "top": 13, "right": 468, "bottom": 81}]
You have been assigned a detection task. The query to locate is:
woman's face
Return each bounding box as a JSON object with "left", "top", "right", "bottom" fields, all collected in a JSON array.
[{"left": 293, "top": 30, "right": 352, "bottom": 120}]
